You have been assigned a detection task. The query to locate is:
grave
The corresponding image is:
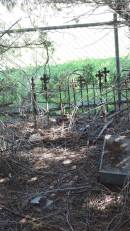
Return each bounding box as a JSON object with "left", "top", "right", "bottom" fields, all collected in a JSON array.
[{"left": 99, "top": 133, "right": 130, "bottom": 185}]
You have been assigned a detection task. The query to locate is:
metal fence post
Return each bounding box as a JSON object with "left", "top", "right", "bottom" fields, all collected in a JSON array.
[
  {"left": 114, "top": 13, "right": 121, "bottom": 109},
  {"left": 31, "top": 77, "right": 37, "bottom": 129}
]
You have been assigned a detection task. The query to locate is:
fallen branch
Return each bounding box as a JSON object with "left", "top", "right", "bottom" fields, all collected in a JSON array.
[
  {"left": 22, "top": 185, "right": 94, "bottom": 209},
  {"left": 33, "top": 185, "right": 90, "bottom": 195},
  {"left": 108, "top": 108, "right": 126, "bottom": 120},
  {"left": 94, "top": 119, "right": 113, "bottom": 143},
  {"left": 66, "top": 192, "right": 75, "bottom": 231}
]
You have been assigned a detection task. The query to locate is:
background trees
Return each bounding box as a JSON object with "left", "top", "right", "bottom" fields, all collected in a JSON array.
[{"left": 0, "top": 0, "right": 130, "bottom": 23}]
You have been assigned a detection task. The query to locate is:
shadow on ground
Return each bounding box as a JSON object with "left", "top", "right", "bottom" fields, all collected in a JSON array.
[{"left": 0, "top": 117, "right": 130, "bottom": 231}]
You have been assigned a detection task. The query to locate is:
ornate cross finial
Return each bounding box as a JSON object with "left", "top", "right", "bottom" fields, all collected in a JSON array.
[
  {"left": 96, "top": 70, "right": 104, "bottom": 93},
  {"left": 102, "top": 67, "right": 110, "bottom": 83},
  {"left": 40, "top": 74, "right": 50, "bottom": 90},
  {"left": 77, "top": 75, "right": 86, "bottom": 87}
]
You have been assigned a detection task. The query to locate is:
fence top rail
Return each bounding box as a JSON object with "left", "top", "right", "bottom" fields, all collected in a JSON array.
[{"left": 1, "top": 20, "right": 125, "bottom": 35}]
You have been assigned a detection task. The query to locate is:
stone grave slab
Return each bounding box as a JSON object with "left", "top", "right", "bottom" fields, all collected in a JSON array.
[{"left": 99, "top": 134, "right": 130, "bottom": 185}]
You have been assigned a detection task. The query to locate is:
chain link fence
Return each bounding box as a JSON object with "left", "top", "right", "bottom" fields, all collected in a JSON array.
[{"left": 0, "top": 10, "right": 130, "bottom": 119}]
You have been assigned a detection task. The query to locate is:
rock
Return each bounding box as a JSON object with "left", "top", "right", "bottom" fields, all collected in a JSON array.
[
  {"left": 29, "top": 133, "right": 43, "bottom": 143},
  {"left": 30, "top": 196, "right": 53, "bottom": 209},
  {"left": 31, "top": 196, "right": 43, "bottom": 205}
]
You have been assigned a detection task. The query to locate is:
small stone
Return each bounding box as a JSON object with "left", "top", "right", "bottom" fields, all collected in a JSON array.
[{"left": 29, "top": 133, "right": 43, "bottom": 142}]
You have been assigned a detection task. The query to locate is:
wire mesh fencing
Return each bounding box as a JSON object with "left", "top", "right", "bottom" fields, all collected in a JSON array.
[{"left": 0, "top": 13, "right": 130, "bottom": 120}]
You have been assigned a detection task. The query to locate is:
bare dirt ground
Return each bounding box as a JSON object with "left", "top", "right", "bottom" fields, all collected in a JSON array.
[{"left": 0, "top": 113, "right": 130, "bottom": 231}]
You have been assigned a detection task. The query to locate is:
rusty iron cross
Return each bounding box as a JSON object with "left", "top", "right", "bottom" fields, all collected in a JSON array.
[
  {"left": 102, "top": 67, "right": 110, "bottom": 83},
  {"left": 96, "top": 68, "right": 110, "bottom": 93},
  {"left": 77, "top": 75, "right": 86, "bottom": 87},
  {"left": 96, "top": 70, "right": 104, "bottom": 93},
  {"left": 40, "top": 74, "right": 50, "bottom": 90}
]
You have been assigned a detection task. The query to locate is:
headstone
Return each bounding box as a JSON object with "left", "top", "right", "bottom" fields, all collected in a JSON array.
[{"left": 99, "top": 134, "right": 130, "bottom": 185}]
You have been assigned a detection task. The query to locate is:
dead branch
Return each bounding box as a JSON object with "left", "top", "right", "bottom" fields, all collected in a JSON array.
[
  {"left": 94, "top": 119, "right": 113, "bottom": 142},
  {"left": 65, "top": 192, "right": 75, "bottom": 231},
  {"left": 30, "top": 185, "right": 91, "bottom": 198}
]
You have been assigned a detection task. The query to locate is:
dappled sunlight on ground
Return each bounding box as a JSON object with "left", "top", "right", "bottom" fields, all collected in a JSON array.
[{"left": 0, "top": 114, "right": 130, "bottom": 230}]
